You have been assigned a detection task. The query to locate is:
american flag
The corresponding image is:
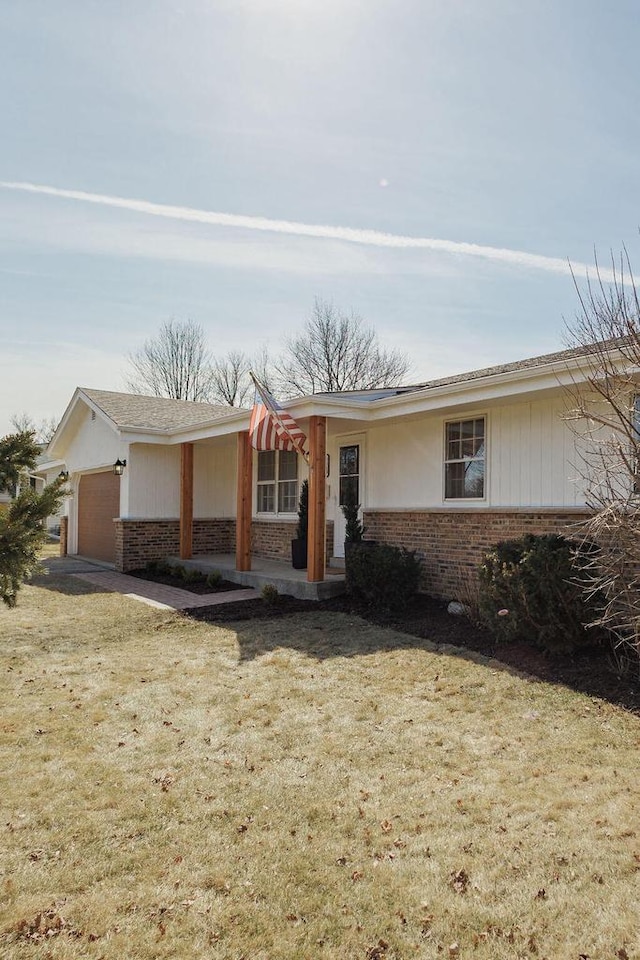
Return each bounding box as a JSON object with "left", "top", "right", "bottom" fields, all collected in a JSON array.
[{"left": 249, "top": 374, "right": 307, "bottom": 460}]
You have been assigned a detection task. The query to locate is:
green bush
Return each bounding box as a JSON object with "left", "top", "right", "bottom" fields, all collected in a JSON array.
[
  {"left": 346, "top": 543, "right": 422, "bottom": 612},
  {"left": 182, "top": 568, "right": 205, "bottom": 585},
  {"left": 206, "top": 570, "right": 223, "bottom": 588},
  {"left": 478, "top": 534, "right": 601, "bottom": 654}
]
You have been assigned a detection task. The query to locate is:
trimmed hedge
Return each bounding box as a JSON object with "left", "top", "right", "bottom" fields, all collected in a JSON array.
[{"left": 478, "top": 533, "right": 601, "bottom": 654}]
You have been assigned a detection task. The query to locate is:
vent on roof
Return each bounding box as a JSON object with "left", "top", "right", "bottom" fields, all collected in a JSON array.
[{"left": 91, "top": 410, "right": 96, "bottom": 421}]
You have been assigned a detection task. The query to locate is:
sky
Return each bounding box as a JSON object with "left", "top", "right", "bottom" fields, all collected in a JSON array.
[{"left": 2, "top": 0, "right": 640, "bottom": 436}]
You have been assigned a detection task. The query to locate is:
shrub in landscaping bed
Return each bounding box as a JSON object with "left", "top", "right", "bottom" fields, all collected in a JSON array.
[
  {"left": 478, "top": 533, "right": 602, "bottom": 654},
  {"left": 346, "top": 542, "right": 422, "bottom": 612}
]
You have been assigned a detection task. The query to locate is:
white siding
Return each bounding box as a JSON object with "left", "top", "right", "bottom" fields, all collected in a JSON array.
[
  {"left": 64, "top": 409, "right": 125, "bottom": 474},
  {"left": 489, "top": 397, "right": 583, "bottom": 507},
  {"left": 331, "top": 392, "right": 586, "bottom": 511},
  {"left": 126, "top": 438, "right": 237, "bottom": 519},
  {"left": 194, "top": 437, "right": 236, "bottom": 517},
  {"left": 127, "top": 445, "right": 180, "bottom": 518}
]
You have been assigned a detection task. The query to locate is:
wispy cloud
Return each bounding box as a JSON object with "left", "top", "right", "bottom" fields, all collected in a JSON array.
[{"left": 0, "top": 180, "right": 609, "bottom": 281}]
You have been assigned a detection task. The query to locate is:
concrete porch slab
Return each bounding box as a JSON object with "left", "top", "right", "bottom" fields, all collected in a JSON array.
[{"left": 166, "top": 553, "right": 346, "bottom": 601}]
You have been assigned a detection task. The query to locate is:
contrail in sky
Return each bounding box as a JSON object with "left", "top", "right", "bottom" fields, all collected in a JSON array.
[{"left": 0, "top": 179, "right": 610, "bottom": 281}]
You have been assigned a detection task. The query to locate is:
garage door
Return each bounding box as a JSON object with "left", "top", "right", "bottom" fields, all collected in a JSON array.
[{"left": 77, "top": 471, "right": 120, "bottom": 562}]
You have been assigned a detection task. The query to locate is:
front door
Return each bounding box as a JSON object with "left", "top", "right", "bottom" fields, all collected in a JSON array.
[{"left": 333, "top": 438, "right": 364, "bottom": 558}]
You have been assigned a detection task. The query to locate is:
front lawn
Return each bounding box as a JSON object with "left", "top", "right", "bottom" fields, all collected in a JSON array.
[{"left": 1, "top": 572, "right": 638, "bottom": 959}]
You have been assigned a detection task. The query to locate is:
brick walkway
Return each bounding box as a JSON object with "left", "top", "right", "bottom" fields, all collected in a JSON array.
[{"left": 69, "top": 569, "right": 259, "bottom": 611}]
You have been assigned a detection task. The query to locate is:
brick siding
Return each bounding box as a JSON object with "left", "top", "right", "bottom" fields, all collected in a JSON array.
[
  {"left": 59, "top": 516, "right": 68, "bottom": 557},
  {"left": 113, "top": 517, "right": 334, "bottom": 570},
  {"left": 251, "top": 520, "right": 334, "bottom": 563},
  {"left": 363, "top": 509, "right": 590, "bottom": 601},
  {"left": 193, "top": 519, "right": 235, "bottom": 555},
  {"left": 114, "top": 519, "right": 180, "bottom": 572}
]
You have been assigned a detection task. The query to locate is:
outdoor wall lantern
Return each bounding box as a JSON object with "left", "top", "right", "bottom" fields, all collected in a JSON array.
[
  {"left": 58, "top": 470, "right": 69, "bottom": 481},
  {"left": 113, "top": 459, "right": 127, "bottom": 476}
]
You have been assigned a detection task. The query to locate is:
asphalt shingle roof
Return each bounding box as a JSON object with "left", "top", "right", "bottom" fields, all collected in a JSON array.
[
  {"left": 80, "top": 389, "right": 242, "bottom": 431},
  {"left": 313, "top": 342, "right": 607, "bottom": 403}
]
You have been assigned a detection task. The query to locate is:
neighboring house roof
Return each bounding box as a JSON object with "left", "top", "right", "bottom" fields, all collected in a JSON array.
[{"left": 79, "top": 389, "right": 241, "bottom": 431}]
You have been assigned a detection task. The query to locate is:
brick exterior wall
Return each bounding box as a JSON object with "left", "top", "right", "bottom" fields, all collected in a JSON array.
[
  {"left": 363, "top": 509, "right": 590, "bottom": 601},
  {"left": 251, "top": 520, "right": 334, "bottom": 563},
  {"left": 193, "top": 519, "right": 235, "bottom": 555},
  {"left": 59, "top": 516, "right": 68, "bottom": 557},
  {"left": 113, "top": 517, "right": 334, "bottom": 570},
  {"left": 114, "top": 519, "right": 180, "bottom": 572}
]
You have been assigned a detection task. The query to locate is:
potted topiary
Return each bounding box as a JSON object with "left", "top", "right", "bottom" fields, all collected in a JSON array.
[
  {"left": 341, "top": 486, "right": 366, "bottom": 560},
  {"left": 291, "top": 479, "right": 308, "bottom": 569}
]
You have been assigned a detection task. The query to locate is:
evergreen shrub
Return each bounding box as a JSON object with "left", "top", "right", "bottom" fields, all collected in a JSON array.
[
  {"left": 346, "top": 543, "right": 422, "bottom": 612},
  {"left": 478, "top": 533, "right": 601, "bottom": 654}
]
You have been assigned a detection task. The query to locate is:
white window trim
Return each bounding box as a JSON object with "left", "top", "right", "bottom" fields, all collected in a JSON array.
[
  {"left": 255, "top": 450, "right": 301, "bottom": 518},
  {"left": 443, "top": 413, "right": 488, "bottom": 502}
]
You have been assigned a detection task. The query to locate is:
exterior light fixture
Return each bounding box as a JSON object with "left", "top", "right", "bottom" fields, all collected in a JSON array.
[
  {"left": 58, "top": 470, "right": 69, "bottom": 481},
  {"left": 113, "top": 458, "right": 127, "bottom": 476}
]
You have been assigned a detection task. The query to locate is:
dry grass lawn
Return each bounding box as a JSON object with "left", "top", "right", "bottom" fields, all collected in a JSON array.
[{"left": 1, "top": 568, "right": 639, "bottom": 960}]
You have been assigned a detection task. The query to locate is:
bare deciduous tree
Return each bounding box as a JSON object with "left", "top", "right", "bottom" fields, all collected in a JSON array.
[
  {"left": 210, "top": 351, "right": 252, "bottom": 406},
  {"left": 10, "top": 413, "right": 58, "bottom": 445},
  {"left": 127, "top": 319, "right": 214, "bottom": 401},
  {"left": 209, "top": 348, "right": 275, "bottom": 406},
  {"left": 565, "top": 251, "right": 640, "bottom": 673},
  {"left": 276, "top": 298, "right": 410, "bottom": 396}
]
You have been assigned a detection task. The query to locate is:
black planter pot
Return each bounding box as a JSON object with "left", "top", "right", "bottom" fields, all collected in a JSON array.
[
  {"left": 291, "top": 538, "right": 308, "bottom": 570},
  {"left": 344, "top": 539, "right": 377, "bottom": 562}
]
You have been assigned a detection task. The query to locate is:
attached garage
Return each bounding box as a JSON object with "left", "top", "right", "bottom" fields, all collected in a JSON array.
[{"left": 77, "top": 471, "right": 121, "bottom": 562}]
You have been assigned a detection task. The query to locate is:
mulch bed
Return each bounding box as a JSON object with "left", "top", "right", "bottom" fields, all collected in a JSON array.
[
  {"left": 185, "top": 592, "right": 640, "bottom": 715},
  {"left": 127, "top": 568, "right": 247, "bottom": 595}
]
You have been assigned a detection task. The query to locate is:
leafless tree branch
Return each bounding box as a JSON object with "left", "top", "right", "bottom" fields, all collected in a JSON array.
[
  {"left": 126, "top": 319, "right": 214, "bottom": 401},
  {"left": 564, "top": 252, "right": 640, "bottom": 673},
  {"left": 275, "top": 298, "right": 410, "bottom": 396}
]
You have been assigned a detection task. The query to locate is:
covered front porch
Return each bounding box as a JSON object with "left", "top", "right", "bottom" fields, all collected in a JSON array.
[
  {"left": 176, "top": 416, "right": 334, "bottom": 589},
  {"left": 167, "top": 552, "right": 346, "bottom": 601}
]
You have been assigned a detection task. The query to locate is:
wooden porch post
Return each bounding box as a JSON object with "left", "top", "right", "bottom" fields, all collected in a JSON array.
[
  {"left": 236, "top": 430, "right": 252, "bottom": 571},
  {"left": 180, "top": 442, "right": 194, "bottom": 559},
  {"left": 307, "top": 416, "right": 326, "bottom": 582}
]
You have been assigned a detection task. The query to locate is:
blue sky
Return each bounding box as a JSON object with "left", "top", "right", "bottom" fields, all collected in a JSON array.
[{"left": 2, "top": 0, "right": 640, "bottom": 435}]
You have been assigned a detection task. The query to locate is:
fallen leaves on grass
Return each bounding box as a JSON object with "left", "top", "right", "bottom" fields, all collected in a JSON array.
[
  {"left": 13, "top": 905, "right": 84, "bottom": 943},
  {"left": 448, "top": 868, "right": 470, "bottom": 894},
  {"left": 366, "top": 939, "right": 389, "bottom": 959}
]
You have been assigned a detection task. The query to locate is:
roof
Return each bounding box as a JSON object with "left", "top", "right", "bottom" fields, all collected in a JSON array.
[
  {"left": 80, "top": 388, "right": 241, "bottom": 431},
  {"left": 409, "top": 342, "right": 603, "bottom": 393},
  {"left": 310, "top": 342, "right": 610, "bottom": 405}
]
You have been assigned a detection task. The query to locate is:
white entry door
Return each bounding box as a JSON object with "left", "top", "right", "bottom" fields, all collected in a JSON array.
[{"left": 333, "top": 436, "right": 365, "bottom": 558}]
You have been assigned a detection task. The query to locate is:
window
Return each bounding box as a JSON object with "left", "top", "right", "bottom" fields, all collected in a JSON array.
[
  {"left": 257, "top": 450, "right": 299, "bottom": 514},
  {"left": 444, "top": 417, "right": 485, "bottom": 499},
  {"left": 339, "top": 444, "right": 359, "bottom": 507}
]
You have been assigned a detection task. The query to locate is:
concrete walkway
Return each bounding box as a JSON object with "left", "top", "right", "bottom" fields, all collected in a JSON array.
[{"left": 39, "top": 556, "right": 259, "bottom": 611}]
